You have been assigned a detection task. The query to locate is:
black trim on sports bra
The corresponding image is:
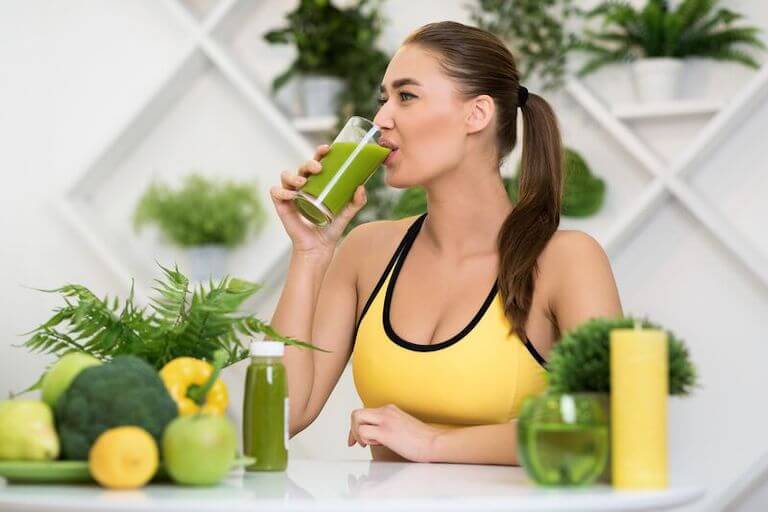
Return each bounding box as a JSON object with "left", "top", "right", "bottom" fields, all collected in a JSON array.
[
  {"left": 352, "top": 212, "right": 549, "bottom": 369},
  {"left": 352, "top": 214, "right": 429, "bottom": 348},
  {"left": 383, "top": 213, "right": 498, "bottom": 352},
  {"left": 523, "top": 336, "right": 548, "bottom": 369}
]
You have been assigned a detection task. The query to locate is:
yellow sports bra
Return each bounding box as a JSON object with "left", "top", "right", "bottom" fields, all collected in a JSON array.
[{"left": 352, "top": 213, "right": 548, "bottom": 429}]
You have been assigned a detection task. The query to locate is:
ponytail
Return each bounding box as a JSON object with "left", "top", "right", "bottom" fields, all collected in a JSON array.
[{"left": 497, "top": 93, "right": 563, "bottom": 341}]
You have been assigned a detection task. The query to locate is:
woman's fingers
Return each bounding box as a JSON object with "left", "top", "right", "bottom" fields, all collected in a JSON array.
[
  {"left": 313, "top": 144, "right": 330, "bottom": 161},
  {"left": 298, "top": 159, "right": 323, "bottom": 178},
  {"left": 349, "top": 424, "right": 365, "bottom": 448},
  {"left": 335, "top": 186, "right": 368, "bottom": 224},
  {"left": 269, "top": 185, "right": 297, "bottom": 202},
  {"left": 323, "top": 186, "right": 366, "bottom": 241},
  {"left": 295, "top": 144, "right": 328, "bottom": 179},
  {"left": 358, "top": 425, "right": 382, "bottom": 446},
  {"left": 350, "top": 425, "right": 380, "bottom": 448},
  {"left": 349, "top": 408, "right": 383, "bottom": 448},
  {"left": 280, "top": 170, "right": 307, "bottom": 191}
]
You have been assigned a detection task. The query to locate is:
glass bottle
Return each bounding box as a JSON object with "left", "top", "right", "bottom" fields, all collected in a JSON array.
[{"left": 243, "top": 341, "right": 288, "bottom": 471}]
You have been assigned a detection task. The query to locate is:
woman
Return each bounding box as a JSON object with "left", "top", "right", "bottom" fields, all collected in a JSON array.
[{"left": 269, "top": 21, "right": 622, "bottom": 465}]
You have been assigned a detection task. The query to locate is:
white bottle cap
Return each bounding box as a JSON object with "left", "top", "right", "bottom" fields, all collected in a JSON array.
[{"left": 249, "top": 340, "right": 285, "bottom": 357}]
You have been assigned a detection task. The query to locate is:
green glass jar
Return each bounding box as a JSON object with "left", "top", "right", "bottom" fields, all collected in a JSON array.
[
  {"left": 517, "top": 392, "right": 609, "bottom": 486},
  {"left": 243, "top": 341, "right": 288, "bottom": 471}
]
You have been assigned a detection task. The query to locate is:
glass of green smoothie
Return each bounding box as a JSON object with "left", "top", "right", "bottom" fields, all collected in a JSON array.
[{"left": 294, "top": 116, "right": 391, "bottom": 226}]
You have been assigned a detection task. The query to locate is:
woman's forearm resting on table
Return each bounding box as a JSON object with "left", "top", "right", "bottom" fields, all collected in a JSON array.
[
  {"left": 427, "top": 421, "right": 520, "bottom": 465},
  {"left": 348, "top": 404, "right": 521, "bottom": 465}
]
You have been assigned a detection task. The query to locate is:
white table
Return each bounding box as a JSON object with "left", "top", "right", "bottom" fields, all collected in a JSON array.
[{"left": 0, "top": 458, "right": 704, "bottom": 511}]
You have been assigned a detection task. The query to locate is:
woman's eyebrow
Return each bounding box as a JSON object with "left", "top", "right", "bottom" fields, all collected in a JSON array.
[{"left": 379, "top": 78, "right": 422, "bottom": 93}]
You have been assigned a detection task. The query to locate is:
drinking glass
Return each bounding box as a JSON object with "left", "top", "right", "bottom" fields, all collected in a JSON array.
[{"left": 294, "top": 116, "right": 390, "bottom": 226}]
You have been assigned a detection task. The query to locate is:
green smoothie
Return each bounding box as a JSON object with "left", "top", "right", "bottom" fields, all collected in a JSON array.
[
  {"left": 243, "top": 355, "right": 288, "bottom": 471},
  {"left": 295, "top": 141, "right": 391, "bottom": 225}
]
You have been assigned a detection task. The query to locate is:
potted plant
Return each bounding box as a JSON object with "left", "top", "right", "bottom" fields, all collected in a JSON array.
[
  {"left": 577, "top": 0, "right": 765, "bottom": 102},
  {"left": 468, "top": 0, "right": 581, "bottom": 91},
  {"left": 518, "top": 316, "right": 697, "bottom": 485},
  {"left": 546, "top": 316, "right": 697, "bottom": 396},
  {"left": 134, "top": 174, "right": 266, "bottom": 282},
  {"left": 264, "top": 0, "right": 389, "bottom": 119}
]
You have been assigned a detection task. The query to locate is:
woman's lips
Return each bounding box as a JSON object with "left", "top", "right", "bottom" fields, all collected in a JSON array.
[{"left": 384, "top": 148, "right": 399, "bottom": 166}]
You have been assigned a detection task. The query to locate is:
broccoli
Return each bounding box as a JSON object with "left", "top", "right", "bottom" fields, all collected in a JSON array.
[{"left": 55, "top": 355, "right": 178, "bottom": 460}]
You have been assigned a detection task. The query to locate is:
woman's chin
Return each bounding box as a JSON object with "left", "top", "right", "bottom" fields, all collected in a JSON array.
[
  {"left": 385, "top": 171, "right": 420, "bottom": 190},
  {"left": 383, "top": 167, "right": 406, "bottom": 188}
]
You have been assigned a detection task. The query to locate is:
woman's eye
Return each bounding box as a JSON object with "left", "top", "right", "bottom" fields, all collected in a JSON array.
[{"left": 376, "top": 92, "right": 416, "bottom": 106}]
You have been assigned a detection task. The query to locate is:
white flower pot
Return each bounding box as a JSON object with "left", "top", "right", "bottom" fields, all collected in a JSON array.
[
  {"left": 298, "top": 75, "right": 345, "bottom": 117},
  {"left": 274, "top": 78, "right": 303, "bottom": 118},
  {"left": 185, "top": 244, "right": 229, "bottom": 283},
  {"left": 631, "top": 58, "right": 684, "bottom": 102}
]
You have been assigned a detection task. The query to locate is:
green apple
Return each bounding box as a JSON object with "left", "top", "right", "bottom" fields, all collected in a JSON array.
[
  {"left": 41, "top": 352, "right": 101, "bottom": 407},
  {"left": 0, "top": 399, "right": 59, "bottom": 460},
  {"left": 162, "top": 414, "right": 236, "bottom": 486}
]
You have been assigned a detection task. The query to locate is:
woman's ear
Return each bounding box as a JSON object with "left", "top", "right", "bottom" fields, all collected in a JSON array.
[{"left": 465, "top": 94, "right": 495, "bottom": 134}]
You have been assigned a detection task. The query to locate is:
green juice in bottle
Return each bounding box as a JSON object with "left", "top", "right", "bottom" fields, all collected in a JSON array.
[{"left": 243, "top": 341, "right": 288, "bottom": 471}]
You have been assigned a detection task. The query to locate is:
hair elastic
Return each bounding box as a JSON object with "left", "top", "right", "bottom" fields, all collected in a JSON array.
[{"left": 518, "top": 86, "right": 529, "bottom": 108}]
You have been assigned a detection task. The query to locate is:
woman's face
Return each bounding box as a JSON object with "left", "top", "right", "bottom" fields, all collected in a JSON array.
[{"left": 373, "top": 44, "right": 475, "bottom": 188}]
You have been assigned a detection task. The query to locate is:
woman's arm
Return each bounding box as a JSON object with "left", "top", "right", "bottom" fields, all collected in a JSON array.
[
  {"left": 348, "top": 404, "right": 522, "bottom": 465},
  {"left": 271, "top": 249, "right": 332, "bottom": 435},
  {"left": 428, "top": 422, "right": 520, "bottom": 465},
  {"left": 273, "top": 224, "right": 372, "bottom": 437},
  {"left": 268, "top": 143, "right": 369, "bottom": 437}
]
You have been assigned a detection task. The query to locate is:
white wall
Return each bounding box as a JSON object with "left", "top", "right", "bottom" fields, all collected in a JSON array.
[{"left": 3, "top": 2, "right": 768, "bottom": 511}]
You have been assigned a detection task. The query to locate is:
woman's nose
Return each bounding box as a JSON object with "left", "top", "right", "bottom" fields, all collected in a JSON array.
[{"left": 373, "top": 106, "right": 394, "bottom": 130}]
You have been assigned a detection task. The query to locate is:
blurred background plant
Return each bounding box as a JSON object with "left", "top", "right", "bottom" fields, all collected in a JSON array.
[
  {"left": 576, "top": 0, "right": 766, "bottom": 77},
  {"left": 390, "top": 186, "right": 427, "bottom": 220},
  {"left": 468, "top": 0, "right": 581, "bottom": 91},
  {"left": 264, "top": 0, "right": 390, "bottom": 126},
  {"left": 507, "top": 147, "right": 606, "bottom": 217},
  {"left": 133, "top": 173, "right": 266, "bottom": 248}
]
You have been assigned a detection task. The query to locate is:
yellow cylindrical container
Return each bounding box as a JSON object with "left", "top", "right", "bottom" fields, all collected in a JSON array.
[{"left": 610, "top": 328, "right": 668, "bottom": 489}]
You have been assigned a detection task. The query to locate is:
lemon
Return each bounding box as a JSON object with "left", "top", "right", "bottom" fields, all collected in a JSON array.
[{"left": 88, "top": 426, "right": 159, "bottom": 489}]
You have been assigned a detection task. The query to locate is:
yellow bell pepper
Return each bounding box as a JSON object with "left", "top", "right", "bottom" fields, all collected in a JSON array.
[{"left": 160, "top": 356, "right": 228, "bottom": 416}]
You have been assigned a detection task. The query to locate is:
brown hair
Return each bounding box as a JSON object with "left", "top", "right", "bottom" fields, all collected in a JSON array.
[{"left": 404, "top": 21, "right": 563, "bottom": 341}]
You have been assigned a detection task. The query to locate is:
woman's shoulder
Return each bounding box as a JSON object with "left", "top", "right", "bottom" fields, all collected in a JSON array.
[
  {"left": 547, "top": 229, "right": 605, "bottom": 253},
  {"left": 339, "top": 216, "right": 419, "bottom": 288},
  {"left": 539, "top": 229, "right": 610, "bottom": 275},
  {"left": 531, "top": 230, "right": 611, "bottom": 308},
  {"left": 339, "top": 215, "right": 418, "bottom": 259}
]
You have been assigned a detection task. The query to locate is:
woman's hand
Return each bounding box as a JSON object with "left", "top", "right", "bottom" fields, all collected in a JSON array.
[
  {"left": 347, "top": 404, "right": 443, "bottom": 463},
  {"left": 270, "top": 144, "right": 368, "bottom": 259}
]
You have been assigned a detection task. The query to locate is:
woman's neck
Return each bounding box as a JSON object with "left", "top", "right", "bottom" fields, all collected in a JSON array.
[{"left": 421, "top": 160, "right": 513, "bottom": 259}]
